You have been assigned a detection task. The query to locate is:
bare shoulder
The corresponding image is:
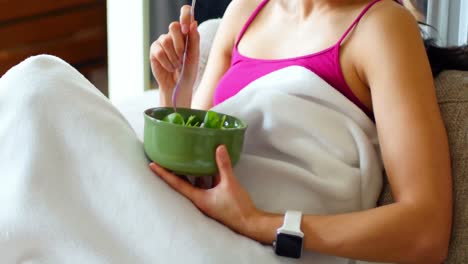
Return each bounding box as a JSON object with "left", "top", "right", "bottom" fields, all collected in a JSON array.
[
  {"left": 363, "top": 0, "right": 417, "bottom": 29},
  {"left": 350, "top": 0, "right": 427, "bottom": 84},
  {"left": 223, "top": 0, "right": 263, "bottom": 17},
  {"left": 357, "top": 0, "right": 422, "bottom": 42},
  {"left": 217, "top": 0, "right": 263, "bottom": 45}
]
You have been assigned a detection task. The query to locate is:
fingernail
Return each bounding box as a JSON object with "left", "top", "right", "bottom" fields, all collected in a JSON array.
[
  {"left": 218, "top": 145, "right": 227, "bottom": 156},
  {"left": 182, "top": 25, "right": 189, "bottom": 34}
]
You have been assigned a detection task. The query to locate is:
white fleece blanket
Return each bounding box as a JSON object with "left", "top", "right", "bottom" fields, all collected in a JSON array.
[{"left": 0, "top": 55, "right": 383, "bottom": 264}]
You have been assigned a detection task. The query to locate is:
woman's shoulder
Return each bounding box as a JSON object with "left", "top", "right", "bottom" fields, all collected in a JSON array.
[
  {"left": 224, "top": 0, "right": 263, "bottom": 17},
  {"left": 345, "top": 0, "right": 426, "bottom": 91},
  {"left": 222, "top": 0, "right": 263, "bottom": 28},
  {"left": 348, "top": 0, "right": 431, "bottom": 90},
  {"left": 349, "top": 0, "right": 422, "bottom": 57},
  {"left": 215, "top": 0, "right": 264, "bottom": 48},
  {"left": 359, "top": 0, "right": 418, "bottom": 34}
]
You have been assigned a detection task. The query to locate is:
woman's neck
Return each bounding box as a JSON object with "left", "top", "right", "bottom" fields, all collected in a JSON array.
[{"left": 279, "top": 0, "right": 372, "bottom": 19}]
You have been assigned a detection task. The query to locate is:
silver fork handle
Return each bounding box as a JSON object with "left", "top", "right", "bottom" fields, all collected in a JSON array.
[{"left": 172, "top": 0, "right": 197, "bottom": 112}]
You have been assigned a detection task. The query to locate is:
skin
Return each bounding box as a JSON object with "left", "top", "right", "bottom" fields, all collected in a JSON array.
[{"left": 149, "top": 0, "right": 452, "bottom": 263}]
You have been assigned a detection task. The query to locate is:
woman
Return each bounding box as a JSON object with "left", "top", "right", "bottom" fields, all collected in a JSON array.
[{"left": 149, "top": 0, "right": 465, "bottom": 262}]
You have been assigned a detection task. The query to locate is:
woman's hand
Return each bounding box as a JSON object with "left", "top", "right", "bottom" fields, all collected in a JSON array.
[
  {"left": 149, "top": 145, "right": 261, "bottom": 236},
  {"left": 150, "top": 5, "right": 200, "bottom": 107}
]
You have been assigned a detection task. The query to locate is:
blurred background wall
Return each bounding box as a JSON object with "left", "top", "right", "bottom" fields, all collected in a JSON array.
[
  {"left": 0, "top": 0, "right": 108, "bottom": 95},
  {"left": 151, "top": 0, "right": 231, "bottom": 41}
]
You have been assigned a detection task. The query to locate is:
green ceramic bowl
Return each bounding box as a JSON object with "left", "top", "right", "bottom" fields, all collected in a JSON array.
[{"left": 144, "top": 107, "right": 247, "bottom": 176}]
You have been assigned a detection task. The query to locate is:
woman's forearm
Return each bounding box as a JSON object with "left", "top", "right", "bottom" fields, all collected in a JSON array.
[
  {"left": 243, "top": 203, "right": 448, "bottom": 264},
  {"left": 158, "top": 81, "right": 194, "bottom": 108},
  {"left": 159, "top": 89, "right": 173, "bottom": 107}
]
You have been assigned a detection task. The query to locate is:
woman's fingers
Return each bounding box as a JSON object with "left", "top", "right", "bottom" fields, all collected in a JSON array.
[
  {"left": 150, "top": 58, "right": 164, "bottom": 85},
  {"left": 150, "top": 20, "right": 196, "bottom": 75},
  {"left": 169, "top": 22, "right": 185, "bottom": 63},
  {"left": 179, "top": 5, "right": 192, "bottom": 34},
  {"left": 215, "top": 145, "right": 234, "bottom": 181},
  {"left": 187, "top": 21, "right": 200, "bottom": 62},
  {"left": 150, "top": 37, "right": 175, "bottom": 72},
  {"left": 150, "top": 21, "right": 187, "bottom": 74},
  {"left": 158, "top": 34, "right": 181, "bottom": 70}
]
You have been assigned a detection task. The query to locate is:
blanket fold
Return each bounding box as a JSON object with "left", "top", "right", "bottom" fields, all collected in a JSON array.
[
  {"left": 212, "top": 65, "right": 382, "bottom": 214},
  {"left": 0, "top": 56, "right": 382, "bottom": 264}
]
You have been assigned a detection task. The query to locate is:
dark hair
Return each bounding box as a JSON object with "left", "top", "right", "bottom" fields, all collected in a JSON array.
[{"left": 423, "top": 39, "right": 468, "bottom": 77}]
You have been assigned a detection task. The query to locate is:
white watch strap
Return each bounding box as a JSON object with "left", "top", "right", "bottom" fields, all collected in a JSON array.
[{"left": 279, "top": 210, "right": 304, "bottom": 237}]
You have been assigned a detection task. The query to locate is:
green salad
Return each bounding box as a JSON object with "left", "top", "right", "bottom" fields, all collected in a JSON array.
[{"left": 162, "top": 110, "right": 235, "bottom": 129}]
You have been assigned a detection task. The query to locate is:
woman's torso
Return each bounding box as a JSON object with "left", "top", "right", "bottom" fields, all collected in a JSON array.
[{"left": 212, "top": 0, "right": 400, "bottom": 119}]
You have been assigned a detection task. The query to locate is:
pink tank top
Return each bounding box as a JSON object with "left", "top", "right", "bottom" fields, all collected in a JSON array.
[{"left": 214, "top": 0, "right": 388, "bottom": 119}]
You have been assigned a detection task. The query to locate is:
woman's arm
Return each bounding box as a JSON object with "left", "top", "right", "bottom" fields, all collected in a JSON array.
[
  {"left": 150, "top": 0, "right": 256, "bottom": 109},
  {"left": 191, "top": 0, "right": 260, "bottom": 110},
  {"left": 150, "top": 3, "right": 452, "bottom": 264},
  {"left": 247, "top": 4, "right": 453, "bottom": 264}
]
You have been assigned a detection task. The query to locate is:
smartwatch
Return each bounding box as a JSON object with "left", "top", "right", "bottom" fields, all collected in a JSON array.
[{"left": 273, "top": 210, "right": 304, "bottom": 258}]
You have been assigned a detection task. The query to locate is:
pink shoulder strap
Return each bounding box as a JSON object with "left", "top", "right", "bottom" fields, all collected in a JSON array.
[
  {"left": 338, "top": 0, "right": 384, "bottom": 45},
  {"left": 237, "top": 0, "right": 402, "bottom": 47},
  {"left": 235, "top": 0, "right": 270, "bottom": 46}
]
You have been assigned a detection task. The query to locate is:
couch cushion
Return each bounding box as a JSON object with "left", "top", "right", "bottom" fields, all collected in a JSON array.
[{"left": 378, "top": 70, "right": 468, "bottom": 263}]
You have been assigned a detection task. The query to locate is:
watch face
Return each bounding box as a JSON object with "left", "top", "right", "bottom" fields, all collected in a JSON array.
[{"left": 274, "top": 233, "right": 303, "bottom": 258}]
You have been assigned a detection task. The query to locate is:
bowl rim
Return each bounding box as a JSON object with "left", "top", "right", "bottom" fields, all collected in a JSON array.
[{"left": 144, "top": 107, "right": 248, "bottom": 131}]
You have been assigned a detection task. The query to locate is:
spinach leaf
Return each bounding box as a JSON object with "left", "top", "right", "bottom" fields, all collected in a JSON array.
[
  {"left": 162, "top": 111, "right": 231, "bottom": 129},
  {"left": 219, "top": 115, "right": 227, "bottom": 129},
  {"left": 202, "top": 110, "right": 220, "bottom": 128},
  {"left": 163, "top": 112, "right": 185, "bottom": 125},
  {"left": 185, "top": 115, "right": 202, "bottom": 127}
]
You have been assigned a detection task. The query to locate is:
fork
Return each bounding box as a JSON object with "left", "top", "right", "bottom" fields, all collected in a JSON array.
[{"left": 172, "top": 0, "right": 197, "bottom": 113}]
